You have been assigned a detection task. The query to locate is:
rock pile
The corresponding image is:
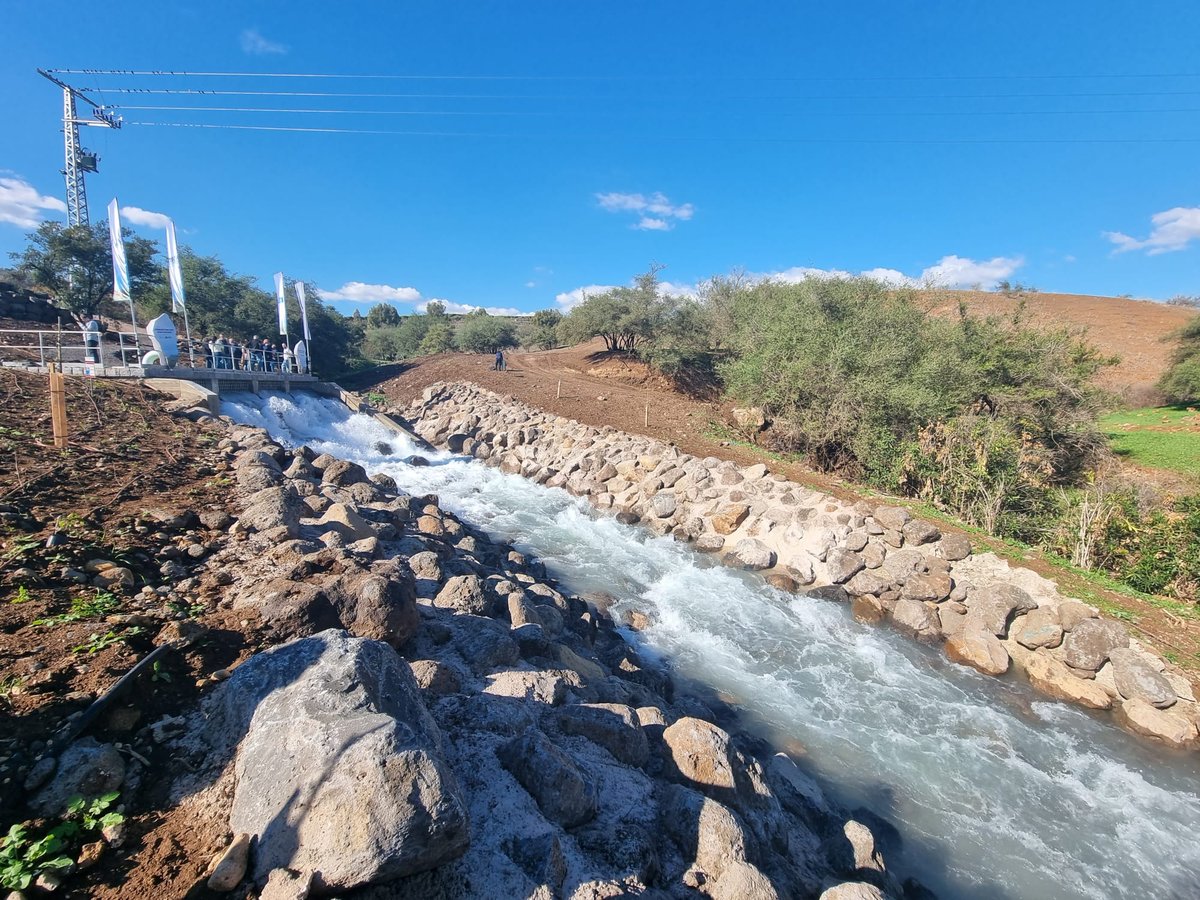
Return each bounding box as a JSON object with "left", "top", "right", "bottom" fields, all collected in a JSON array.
[
  {"left": 162, "top": 420, "right": 907, "bottom": 899},
  {"left": 408, "top": 381, "right": 1200, "bottom": 751}
]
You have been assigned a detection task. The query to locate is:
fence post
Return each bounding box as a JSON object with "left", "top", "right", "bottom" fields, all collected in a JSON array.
[
  {"left": 38, "top": 331, "right": 45, "bottom": 367},
  {"left": 49, "top": 362, "right": 67, "bottom": 449}
]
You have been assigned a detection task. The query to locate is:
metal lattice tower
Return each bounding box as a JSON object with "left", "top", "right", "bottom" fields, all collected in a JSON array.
[
  {"left": 61, "top": 87, "right": 88, "bottom": 226},
  {"left": 38, "top": 69, "right": 122, "bottom": 228}
]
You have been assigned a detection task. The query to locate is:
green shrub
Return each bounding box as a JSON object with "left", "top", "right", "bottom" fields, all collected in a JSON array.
[
  {"left": 1159, "top": 314, "right": 1200, "bottom": 404},
  {"left": 719, "top": 276, "right": 1111, "bottom": 540}
]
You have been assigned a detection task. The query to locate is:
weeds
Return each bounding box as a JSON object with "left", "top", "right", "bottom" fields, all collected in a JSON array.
[
  {"left": 9, "top": 586, "right": 30, "bottom": 605},
  {"left": 0, "top": 793, "right": 124, "bottom": 890},
  {"left": 33, "top": 590, "right": 120, "bottom": 626},
  {"left": 72, "top": 626, "right": 142, "bottom": 655}
]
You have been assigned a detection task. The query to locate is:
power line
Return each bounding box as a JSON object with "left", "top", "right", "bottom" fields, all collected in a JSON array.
[
  {"left": 48, "top": 67, "right": 1200, "bottom": 81},
  {"left": 116, "top": 104, "right": 550, "bottom": 117},
  {"left": 126, "top": 120, "right": 1200, "bottom": 143},
  {"left": 76, "top": 86, "right": 1200, "bottom": 101},
  {"left": 114, "top": 103, "right": 1200, "bottom": 118}
]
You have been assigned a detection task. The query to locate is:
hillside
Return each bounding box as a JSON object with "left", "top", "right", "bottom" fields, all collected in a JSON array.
[{"left": 928, "top": 290, "right": 1195, "bottom": 404}]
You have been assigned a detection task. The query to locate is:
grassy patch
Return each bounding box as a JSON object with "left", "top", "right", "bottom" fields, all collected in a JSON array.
[{"left": 1100, "top": 406, "right": 1200, "bottom": 478}]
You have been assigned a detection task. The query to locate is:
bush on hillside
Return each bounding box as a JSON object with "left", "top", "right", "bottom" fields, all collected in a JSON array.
[
  {"left": 455, "top": 309, "right": 518, "bottom": 353},
  {"left": 719, "top": 276, "right": 1112, "bottom": 539},
  {"left": 1158, "top": 314, "right": 1200, "bottom": 404}
]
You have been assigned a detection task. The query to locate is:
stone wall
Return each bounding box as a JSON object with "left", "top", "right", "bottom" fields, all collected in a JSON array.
[
  {"left": 408, "top": 381, "right": 1200, "bottom": 751},
  {"left": 0, "top": 284, "right": 69, "bottom": 324}
]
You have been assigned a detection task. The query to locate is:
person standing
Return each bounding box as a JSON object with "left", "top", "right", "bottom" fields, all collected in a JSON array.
[
  {"left": 494, "top": 349, "right": 505, "bottom": 371},
  {"left": 83, "top": 316, "right": 102, "bottom": 364}
]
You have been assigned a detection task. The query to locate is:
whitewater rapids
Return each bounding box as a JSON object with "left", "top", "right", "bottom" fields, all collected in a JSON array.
[{"left": 223, "top": 391, "right": 1200, "bottom": 900}]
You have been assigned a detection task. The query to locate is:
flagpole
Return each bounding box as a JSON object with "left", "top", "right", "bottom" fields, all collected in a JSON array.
[
  {"left": 165, "top": 219, "right": 194, "bottom": 367},
  {"left": 108, "top": 199, "right": 140, "bottom": 363}
]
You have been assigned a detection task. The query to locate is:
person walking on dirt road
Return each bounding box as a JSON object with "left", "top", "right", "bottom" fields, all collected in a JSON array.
[{"left": 494, "top": 349, "right": 506, "bottom": 371}]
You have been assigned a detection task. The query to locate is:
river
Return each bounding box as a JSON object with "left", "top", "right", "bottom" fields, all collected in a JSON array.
[{"left": 223, "top": 391, "right": 1200, "bottom": 900}]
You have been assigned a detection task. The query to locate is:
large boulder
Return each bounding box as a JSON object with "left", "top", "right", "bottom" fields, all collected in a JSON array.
[
  {"left": 1014, "top": 607, "right": 1063, "bottom": 650},
  {"left": 662, "top": 717, "right": 739, "bottom": 793},
  {"left": 730, "top": 539, "right": 777, "bottom": 571},
  {"left": 825, "top": 549, "right": 865, "bottom": 585},
  {"left": 872, "top": 507, "right": 910, "bottom": 532},
  {"left": 1115, "top": 699, "right": 1200, "bottom": 749},
  {"left": 945, "top": 627, "right": 1009, "bottom": 676},
  {"left": 1023, "top": 650, "right": 1112, "bottom": 710},
  {"left": 239, "top": 486, "right": 304, "bottom": 537},
  {"left": 965, "top": 583, "right": 1036, "bottom": 638},
  {"left": 1061, "top": 618, "right": 1129, "bottom": 672},
  {"left": 325, "top": 567, "right": 419, "bottom": 648},
  {"left": 321, "top": 458, "right": 369, "bottom": 487},
  {"left": 651, "top": 493, "right": 678, "bottom": 519},
  {"left": 496, "top": 729, "right": 598, "bottom": 828},
  {"left": 433, "top": 574, "right": 492, "bottom": 616},
  {"left": 236, "top": 451, "right": 284, "bottom": 494},
  {"left": 658, "top": 784, "right": 748, "bottom": 881},
  {"left": 31, "top": 738, "right": 125, "bottom": 817},
  {"left": 1109, "top": 648, "right": 1176, "bottom": 708},
  {"left": 557, "top": 703, "right": 650, "bottom": 767},
  {"left": 712, "top": 504, "right": 750, "bottom": 535},
  {"left": 901, "top": 519, "right": 941, "bottom": 546},
  {"left": 206, "top": 630, "right": 470, "bottom": 891},
  {"left": 890, "top": 598, "right": 941, "bottom": 643},
  {"left": 316, "top": 503, "right": 375, "bottom": 543}
]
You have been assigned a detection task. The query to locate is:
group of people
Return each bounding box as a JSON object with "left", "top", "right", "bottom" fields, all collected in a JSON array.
[{"left": 199, "top": 335, "right": 297, "bottom": 373}]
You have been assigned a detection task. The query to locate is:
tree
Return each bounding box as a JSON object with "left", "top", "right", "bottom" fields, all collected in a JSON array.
[
  {"left": 1159, "top": 314, "right": 1200, "bottom": 404},
  {"left": 366, "top": 302, "right": 402, "bottom": 329},
  {"left": 455, "top": 309, "right": 518, "bottom": 353},
  {"left": 559, "top": 265, "right": 666, "bottom": 351},
  {"left": 529, "top": 308, "right": 563, "bottom": 350},
  {"left": 425, "top": 300, "right": 447, "bottom": 318},
  {"left": 12, "top": 221, "right": 159, "bottom": 322},
  {"left": 419, "top": 320, "right": 454, "bottom": 355}
]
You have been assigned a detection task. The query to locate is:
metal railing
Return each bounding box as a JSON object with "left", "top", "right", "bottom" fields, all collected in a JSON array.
[
  {"left": 0, "top": 327, "right": 143, "bottom": 368},
  {"left": 0, "top": 329, "right": 311, "bottom": 375}
]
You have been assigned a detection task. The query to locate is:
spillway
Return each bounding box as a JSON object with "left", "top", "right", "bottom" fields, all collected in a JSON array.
[{"left": 223, "top": 391, "right": 1200, "bottom": 900}]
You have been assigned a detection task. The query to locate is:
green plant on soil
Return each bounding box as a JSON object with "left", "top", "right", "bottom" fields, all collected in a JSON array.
[
  {"left": 34, "top": 590, "right": 121, "bottom": 626},
  {"left": 9, "top": 586, "right": 30, "bottom": 605},
  {"left": 72, "top": 626, "right": 142, "bottom": 655},
  {"left": 365, "top": 391, "right": 387, "bottom": 406},
  {"left": 0, "top": 793, "right": 124, "bottom": 890}
]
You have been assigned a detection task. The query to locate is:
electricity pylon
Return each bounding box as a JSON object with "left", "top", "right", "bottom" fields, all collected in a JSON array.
[{"left": 37, "top": 69, "right": 122, "bottom": 227}]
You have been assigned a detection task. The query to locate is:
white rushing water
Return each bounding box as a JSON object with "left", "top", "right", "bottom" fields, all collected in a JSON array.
[{"left": 224, "top": 391, "right": 1200, "bottom": 900}]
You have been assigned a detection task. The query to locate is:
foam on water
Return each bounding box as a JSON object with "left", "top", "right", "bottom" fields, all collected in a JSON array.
[{"left": 224, "top": 392, "right": 1200, "bottom": 900}]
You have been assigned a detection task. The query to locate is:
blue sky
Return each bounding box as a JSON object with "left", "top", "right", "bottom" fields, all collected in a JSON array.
[{"left": 1, "top": 1, "right": 1198, "bottom": 316}]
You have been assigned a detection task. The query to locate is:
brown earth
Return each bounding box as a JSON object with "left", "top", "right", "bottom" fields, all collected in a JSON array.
[
  {"left": 358, "top": 341, "right": 1200, "bottom": 676},
  {"left": 0, "top": 371, "right": 263, "bottom": 898}
]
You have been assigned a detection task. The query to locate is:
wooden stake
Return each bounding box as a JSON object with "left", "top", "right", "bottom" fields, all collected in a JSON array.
[
  {"left": 49, "top": 362, "right": 67, "bottom": 449},
  {"left": 644, "top": 403, "right": 649, "bottom": 428},
  {"left": 556, "top": 380, "right": 561, "bottom": 400}
]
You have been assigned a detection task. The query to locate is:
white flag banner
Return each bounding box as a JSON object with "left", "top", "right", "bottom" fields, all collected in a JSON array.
[
  {"left": 164, "top": 219, "right": 186, "bottom": 312},
  {"left": 274, "top": 272, "right": 288, "bottom": 336},
  {"left": 107, "top": 199, "right": 131, "bottom": 305},
  {"left": 294, "top": 281, "right": 312, "bottom": 342}
]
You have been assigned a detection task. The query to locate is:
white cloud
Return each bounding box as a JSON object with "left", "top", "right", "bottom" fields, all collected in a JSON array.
[
  {"left": 318, "top": 281, "right": 422, "bottom": 303},
  {"left": 1105, "top": 207, "right": 1200, "bottom": 255},
  {"left": 596, "top": 191, "right": 695, "bottom": 231},
  {"left": 919, "top": 255, "right": 1023, "bottom": 288},
  {"left": 765, "top": 255, "right": 1022, "bottom": 290},
  {"left": 420, "top": 299, "right": 528, "bottom": 316},
  {"left": 0, "top": 175, "right": 66, "bottom": 228},
  {"left": 120, "top": 206, "right": 171, "bottom": 230},
  {"left": 554, "top": 284, "right": 620, "bottom": 311},
  {"left": 524, "top": 281, "right": 537, "bottom": 288},
  {"left": 240, "top": 28, "right": 288, "bottom": 55}
]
